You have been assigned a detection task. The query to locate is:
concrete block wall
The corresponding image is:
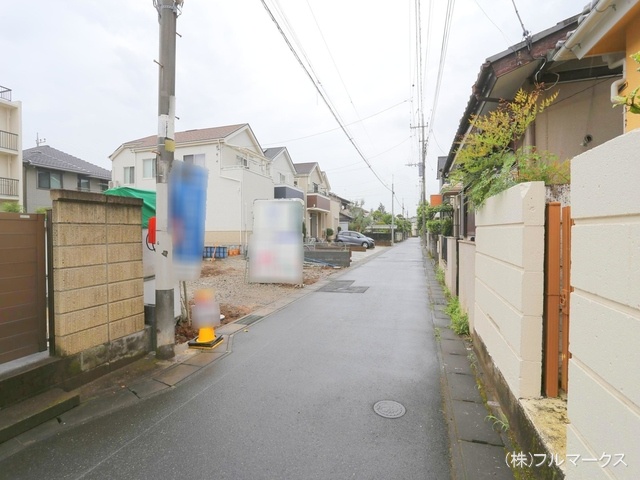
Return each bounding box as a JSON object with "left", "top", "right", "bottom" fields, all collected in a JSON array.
[
  {"left": 458, "top": 240, "right": 475, "bottom": 331},
  {"left": 566, "top": 129, "right": 640, "bottom": 479},
  {"left": 440, "top": 236, "right": 457, "bottom": 296},
  {"left": 51, "top": 190, "right": 146, "bottom": 371},
  {"left": 474, "top": 182, "right": 545, "bottom": 399}
]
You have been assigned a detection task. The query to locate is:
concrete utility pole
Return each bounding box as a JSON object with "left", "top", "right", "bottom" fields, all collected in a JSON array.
[
  {"left": 391, "top": 176, "right": 395, "bottom": 246},
  {"left": 154, "top": 0, "right": 181, "bottom": 360}
]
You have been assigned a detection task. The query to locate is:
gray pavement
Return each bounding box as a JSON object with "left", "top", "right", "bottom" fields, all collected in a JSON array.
[{"left": 0, "top": 238, "right": 514, "bottom": 479}]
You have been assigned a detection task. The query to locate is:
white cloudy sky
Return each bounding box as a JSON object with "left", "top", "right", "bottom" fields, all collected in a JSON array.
[{"left": 3, "top": 0, "right": 589, "bottom": 217}]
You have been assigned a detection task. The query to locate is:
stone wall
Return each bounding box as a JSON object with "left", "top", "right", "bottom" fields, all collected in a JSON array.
[{"left": 51, "top": 190, "right": 147, "bottom": 375}]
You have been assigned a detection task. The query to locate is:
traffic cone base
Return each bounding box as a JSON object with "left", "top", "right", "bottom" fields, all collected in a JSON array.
[{"left": 188, "top": 326, "right": 224, "bottom": 349}]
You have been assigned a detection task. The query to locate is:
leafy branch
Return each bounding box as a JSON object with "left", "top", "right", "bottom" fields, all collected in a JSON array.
[{"left": 449, "top": 87, "right": 569, "bottom": 210}]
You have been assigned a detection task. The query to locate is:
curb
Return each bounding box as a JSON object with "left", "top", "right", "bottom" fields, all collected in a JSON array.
[{"left": 423, "top": 252, "right": 515, "bottom": 480}]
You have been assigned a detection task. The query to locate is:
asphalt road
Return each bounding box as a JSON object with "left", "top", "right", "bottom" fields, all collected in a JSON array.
[{"left": 0, "top": 237, "right": 450, "bottom": 480}]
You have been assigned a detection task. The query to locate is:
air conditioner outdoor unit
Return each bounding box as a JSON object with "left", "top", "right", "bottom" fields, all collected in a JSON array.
[{"left": 108, "top": 180, "right": 120, "bottom": 189}]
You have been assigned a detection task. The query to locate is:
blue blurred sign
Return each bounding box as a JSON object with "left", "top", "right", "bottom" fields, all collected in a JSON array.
[{"left": 169, "top": 160, "right": 208, "bottom": 280}]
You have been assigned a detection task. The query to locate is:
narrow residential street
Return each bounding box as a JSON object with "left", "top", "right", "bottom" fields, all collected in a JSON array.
[{"left": 0, "top": 238, "right": 451, "bottom": 479}]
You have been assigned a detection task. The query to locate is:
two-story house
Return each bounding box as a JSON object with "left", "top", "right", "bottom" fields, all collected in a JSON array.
[
  {"left": 109, "top": 124, "right": 274, "bottom": 247},
  {"left": 264, "top": 146, "right": 304, "bottom": 203},
  {"left": 293, "top": 162, "right": 332, "bottom": 241},
  {"left": 22, "top": 146, "right": 111, "bottom": 212},
  {"left": 0, "top": 85, "right": 23, "bottom": 210}
]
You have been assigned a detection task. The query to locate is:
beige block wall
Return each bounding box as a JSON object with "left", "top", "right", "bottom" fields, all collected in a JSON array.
[
  {"left": 474, "top": 181, "right": 545, "bottom": 399},
  {"left": 52, "top": 191, "right": 144, "bottom": 357},
  {"left": 566, "top": 129, "right": 640, "bottom": 479},
  {"left": 458, "top": 240, "right": 475, "bottom": 331},
  {"left": 440, "top": 236, "right": 457, "bottom": 296}
]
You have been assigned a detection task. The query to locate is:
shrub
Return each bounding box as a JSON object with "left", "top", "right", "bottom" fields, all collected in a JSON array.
[{"left": 1, "top": 202, "right": 22, "bottom": 213}]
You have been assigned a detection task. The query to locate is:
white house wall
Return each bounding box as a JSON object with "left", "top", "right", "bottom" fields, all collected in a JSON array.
[
  {"left": 566, "top": 129, "right": 640, "bottom": 479},
  {"left": 474, "top": 181, "right": 545, "bottom": 399},
  {"left": 271, "top": 155, "right": 296, "bottom": 186},
  {"left": 111, "top": 139, "right": 274, "bottom": 246},
  {"left": 0, "top": 97, "right": 23, "bottom": 207},
  {"left": 308, "top": 168, "right": 325, "bottom": 192}
]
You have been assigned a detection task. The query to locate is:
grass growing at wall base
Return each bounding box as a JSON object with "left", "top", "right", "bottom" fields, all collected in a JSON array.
[
  {"left": 434, "top": 265, "right": 470, "bottom": 336},
  {"left": 444, "top": 295, "right": 470, "bottom": 336}
]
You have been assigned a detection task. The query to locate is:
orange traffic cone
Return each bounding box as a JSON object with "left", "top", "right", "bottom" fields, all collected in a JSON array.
[{"left": 188, "top": 289, "right": 223, "bottom": 349}]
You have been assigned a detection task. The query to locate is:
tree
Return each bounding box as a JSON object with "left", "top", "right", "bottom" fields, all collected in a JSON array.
[
  {"left": 348, "top": 200, "right": 372, "bottom": 232},
  {"left": 449, "top": 87, "right": 569, "bottom": 210},
  {"left": 416, "top": 201, "right": 429, "bottom": 234}
]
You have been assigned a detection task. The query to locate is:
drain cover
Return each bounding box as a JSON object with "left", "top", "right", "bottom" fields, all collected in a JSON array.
[{"left": 373, "top": 400, "right": 406, "bottom": 418}]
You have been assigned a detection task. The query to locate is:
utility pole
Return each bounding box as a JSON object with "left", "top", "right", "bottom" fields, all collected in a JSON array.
[
  {"left": 154, "top": 0, "right": 181, "bottom": 360},
  {"left": 421, "top": 124, "right": 427, "bottom": 244},
  {"left": 391, "top": 176, "right": 395, "bottom": 246}
]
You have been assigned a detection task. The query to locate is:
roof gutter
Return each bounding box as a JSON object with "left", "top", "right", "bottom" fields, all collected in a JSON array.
[{"left": 552, "top": 0, "right": 617, "bottom": 61}]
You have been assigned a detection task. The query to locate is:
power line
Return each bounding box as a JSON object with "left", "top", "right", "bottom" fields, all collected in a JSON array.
[
  {"left": 260, "top": 0, "right": 392, "bottom": 192},
  {"left": 510, "top": 0, "right": 531, "bottom": 48},
  {"left": 423, "top": 0, "right": 455, "bottom": 178},
  {"left": 263, "top": 99, "right": 408, "bottom": 145},
  {"left": 473, "top": 0, "right": 514, "bottom": 46}
]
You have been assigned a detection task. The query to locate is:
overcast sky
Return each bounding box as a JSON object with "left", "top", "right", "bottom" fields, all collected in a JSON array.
[{"left": 3, "top": 0, "right": 589, "bottom": 217}]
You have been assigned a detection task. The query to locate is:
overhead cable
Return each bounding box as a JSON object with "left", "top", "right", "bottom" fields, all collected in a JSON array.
[{"left": 260, "top": 0, "right": 392, "bottom": 192}]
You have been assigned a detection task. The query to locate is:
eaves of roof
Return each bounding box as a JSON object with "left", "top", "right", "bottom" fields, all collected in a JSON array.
[
  {"left": 293, "top": 162, "right": 318, "bottom": 175},
  {"left": 441, "top": 14, "right": 580, "bottom": 177},
  {"left": 263, "top": 147, "right": 286, "bottom": 160},
  {"left": 553, "top": 0, "right": 640, "bottom": 61},
  {"left": 110, "top": 123, "right": 248, "bottom": 158},
  {"left": 23, "top": 145, "right": 111, "bottom": 179}
]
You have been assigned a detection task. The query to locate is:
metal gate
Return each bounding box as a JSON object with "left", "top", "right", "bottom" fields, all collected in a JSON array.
[
  {"left": 543, "top": 203, "right": 572, "bottom": 397},
  {"left": 0, "top": 212, "right": 47, "bottom": 365}
]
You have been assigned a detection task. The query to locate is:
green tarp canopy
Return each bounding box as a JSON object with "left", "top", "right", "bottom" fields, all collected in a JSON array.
[{"left": 104, "top": 187, "right": 155, "bottom": 228}]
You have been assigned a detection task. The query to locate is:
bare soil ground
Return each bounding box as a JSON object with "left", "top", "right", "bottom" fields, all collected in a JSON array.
[{"left": 175, "top": 256, "right": 337, "bottom": 343}]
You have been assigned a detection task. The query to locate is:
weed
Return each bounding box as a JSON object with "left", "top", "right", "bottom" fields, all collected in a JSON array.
[
  {"left": 444, "top": 295, "right": 470, "bottom": 336},
  {"left": 486, "top": 412, "right": 510, "bottom": 432}
]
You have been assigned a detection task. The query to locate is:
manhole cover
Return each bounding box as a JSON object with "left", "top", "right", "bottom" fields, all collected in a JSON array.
[{"left": 373, "top": 400, "right": 406, "bottom": 418}]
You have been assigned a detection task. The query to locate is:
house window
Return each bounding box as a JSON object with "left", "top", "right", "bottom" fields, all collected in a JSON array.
[
  {"left": 143, "top": 158, "right": 156, "bottom": 178},
  {"left": 184, "top": 154, "right": 205, "bottom": 167},
  {"left": 77, "top": 175, "right": 90, "bottom": 192},
  {"left": 98, "top": 180, "right": 109, "bottom": 192},
  {"left": 37, "top": 170, "right": 62, "bottom": 190},
  {"left": 279, "top": 173, "right": 286, "bottom": 184},
  {"left": 236, "top": 155, "right": 248, "bottom": 168},
  {"left": 124, "top": 166, "right": 135, "bottom": 184}
]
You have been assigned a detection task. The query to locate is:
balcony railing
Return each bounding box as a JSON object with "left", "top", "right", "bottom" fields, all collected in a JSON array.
[
  {"left": 0, "top": 130, "right": 18, "bottom": 151},
  {"left": 0, "top": 86, "right": 11, "bottom": 101},
  {"left": 0, "top": 177, "right": 19, "bottom": 197}
]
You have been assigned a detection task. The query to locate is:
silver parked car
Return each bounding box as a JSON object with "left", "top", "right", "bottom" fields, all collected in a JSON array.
[{"left": 335, "top": 230, "right": 375, "bottom": 249}]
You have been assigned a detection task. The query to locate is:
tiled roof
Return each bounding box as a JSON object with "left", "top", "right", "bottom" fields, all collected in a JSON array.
[
  {"left": 23, "top": 145, "right": 111, "bottom": 179},
  {"left": 120, "top": 124, "right": 248, "bottom": 150},
  {"left": 263, "top": 147, "right": 286, "bottom": 160},
  {"left": 293, "top": 162, "right": 318, "bottom": 175}
]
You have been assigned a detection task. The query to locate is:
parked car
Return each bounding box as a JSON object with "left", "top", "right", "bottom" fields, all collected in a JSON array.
[{"left": 335, "top": 230, "right": 375, "bottom": 249}]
